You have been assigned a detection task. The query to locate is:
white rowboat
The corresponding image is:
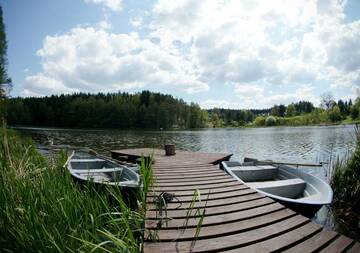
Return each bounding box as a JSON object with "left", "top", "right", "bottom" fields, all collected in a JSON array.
[{"left": 221, "top": 160, "right": 333, "bottom": 217}]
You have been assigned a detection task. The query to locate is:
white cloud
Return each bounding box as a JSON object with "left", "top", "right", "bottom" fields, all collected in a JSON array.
[
  {"left": 129, "top": 17, "right": 143, "bottom": 28},
  {"left": 233, "top": 83, "right": 319, "bottom": 108},
  {"left": 98, "top": 20, "right": 112, "bottom": 30},
  {"left": 22, "top": 0, "right": 359, "bottom": 107},
  {"left": 84, "top": 0, "right": 122, "bottom": 12},
  {"left": 200, "top": 100, "right": 243, "bottom": 110},
  {"left": 24, "top": 26, "right": 208, "bottom": 96},
  {"left": 148, "top": 0, "right": 358, "bottom": 103},
  {"left": 23, "top": 73, "right": 79, "bottom": 97}
]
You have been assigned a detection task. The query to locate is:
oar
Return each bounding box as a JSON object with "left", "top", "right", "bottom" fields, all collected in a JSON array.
[{"left": 244, "top": 157, "right": 326, "bottom": 167}]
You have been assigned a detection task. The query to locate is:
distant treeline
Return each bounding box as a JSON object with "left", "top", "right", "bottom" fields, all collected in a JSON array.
[
  {"left": 208, "top": 98, "right": 358, "bottom": 127},
  {"left": 253, "top": 98, "right": 358, "bottom": 127},
  {"left": 6, "top": 91, "right": 360, "bottom": 129},
  {"left": 207, "top": 108, "right": 267, "bottom": 127},
  {"left": 7, "top": 91, "right": 208, "bottom": 129}
]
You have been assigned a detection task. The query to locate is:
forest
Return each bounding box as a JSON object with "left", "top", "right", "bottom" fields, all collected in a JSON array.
[
  {"left": 6, "top": 90, "right": 360, "bottom": 129},
  {"left": 6, "top": 91, "right": 208, "bottom": 129}
]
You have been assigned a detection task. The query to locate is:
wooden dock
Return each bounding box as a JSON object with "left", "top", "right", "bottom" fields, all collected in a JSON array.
[{"left": 111, "top": 148, "right": 359, "bottom": 253}]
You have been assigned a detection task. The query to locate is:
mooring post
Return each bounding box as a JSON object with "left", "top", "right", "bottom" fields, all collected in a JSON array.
[{"left": 164, "top": 144, "right": 176, "bottom": 156}]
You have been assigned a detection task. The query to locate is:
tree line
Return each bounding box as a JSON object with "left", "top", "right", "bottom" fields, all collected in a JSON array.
[
  {"left": 252, "top": 95, "right": 359, "bottom": 127},
  {"left": 7, "top": 92, "right": 360, "bottom": 129},
  {"left": 7, "top": 91, "right": 208, "bottom": 129}
]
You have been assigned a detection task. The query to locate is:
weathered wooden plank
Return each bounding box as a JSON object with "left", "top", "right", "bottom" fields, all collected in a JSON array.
[
  {"left": 154, "top": 163, "right": 214, "bottom": 167},
  {"left": 147, "top": 188, "right": 255, "bottom": 206},
  {"left": 147, "top": 183, "right": 249, "bottom": 198},
  {"left": 145, "top": 202, "right": 285, "bottom": 229},
  {"left": 144, "top": 215, "right": 309, "bottom": 253},
  {"left": 111, "top": 148, "right": 232, "bottom": 165},
  {"left": 224, "top": 222, "right": 322, "bottom": 252},
  {"left": 347, "top": 242, "right": 360, "bottom": 253},
  {"left": 152, "top": 178, "right": 236, "bottom": 187},
  {"left": 154, "top": 171, "right": 228, "bottom": 180},
  {"left": 147, "top": 197, "right": 274, "bottom": 219},
  {"left": 154, "top": 175, "right": 230, "bottom": 183},
  {"left": 153, "top": 170, "right": 223, "bottom": 176},
  {"left": 147, "top": 192, "right": 263, "bottom": 211},
  {"left": 319, "top": 235, "right": 354, "bottom": 253},
  {"left": 153, "top": 166, "right": 221, "bottom": 172},
  {"left": 153, "top": 167, "right": 220, "bottom": 173},
  {"left": 152, "top": 181, "right": 242, "bottom": 191},
  {"left": 146, "top": 208, "right": 296, "bottom": 241},
  {"left": 283, "top": 229, "right": 338, "bottom": 252}
]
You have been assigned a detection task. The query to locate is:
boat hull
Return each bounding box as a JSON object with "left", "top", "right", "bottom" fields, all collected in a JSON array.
[
  {"left": 221, "top": 160, "right": 333, "bottom": 218},
  {"left": 271, "top": 197, "right": 323, "bottom": 218}
]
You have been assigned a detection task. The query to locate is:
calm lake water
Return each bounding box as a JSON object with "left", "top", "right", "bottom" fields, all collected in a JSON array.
[{"left": 15, "top": 124, "right": 357, "bottom": 235}]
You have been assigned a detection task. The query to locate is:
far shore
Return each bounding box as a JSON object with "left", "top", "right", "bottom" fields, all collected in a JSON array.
[{"left": 9, "top": 120, "right": 359, "bottom": 132}]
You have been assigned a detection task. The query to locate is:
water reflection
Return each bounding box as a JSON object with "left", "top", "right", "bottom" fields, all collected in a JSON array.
[{"left": 15, "top": 125, "right": 357, "bottom": 233}]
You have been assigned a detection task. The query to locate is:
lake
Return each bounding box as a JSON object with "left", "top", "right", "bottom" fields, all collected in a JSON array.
[{"left": 15, "top": 124, "right": 357, "bottom": 234}]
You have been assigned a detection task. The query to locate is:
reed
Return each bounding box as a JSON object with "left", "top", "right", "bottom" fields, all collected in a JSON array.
[
  {"left": 0, "top": 127, "right": 151, "bottom": 252},
  {"left": 330, "top": 125, "right": 360, "bottom": 239}
]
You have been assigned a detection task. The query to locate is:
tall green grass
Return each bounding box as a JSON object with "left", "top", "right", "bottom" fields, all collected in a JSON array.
[
  {"left": 330, "top": 125, "right": 360, "bottom": 239},
  {"left": 0, "top": 128, "right": 152, "bottom": 252}
]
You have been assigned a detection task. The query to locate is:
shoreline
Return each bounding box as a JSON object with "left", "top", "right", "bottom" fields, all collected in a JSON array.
[{"left": 9, "top": 121, "right": 359, "bottom": 132}]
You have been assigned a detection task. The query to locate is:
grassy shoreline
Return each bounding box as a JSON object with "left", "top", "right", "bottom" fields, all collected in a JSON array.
[{"left": 0, "top": 128, "right": 151, "bottom": 252}]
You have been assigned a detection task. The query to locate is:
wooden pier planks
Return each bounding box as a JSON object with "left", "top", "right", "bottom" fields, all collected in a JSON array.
[{"left": 111, "top": 148, "right": 358, "bottom": 253}]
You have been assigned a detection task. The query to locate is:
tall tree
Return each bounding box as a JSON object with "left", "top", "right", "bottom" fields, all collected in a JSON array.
[
  {"left": 320, "top": 92, "right": 335, "bottom": 111},
  {"left": 286, "top": 104, "right": 296, "bottom": 117},
  {"left": 0, "top": 5, "right": 11, "bottom": 118},
  {"left": 0, "top": 6, "right": 11, "bottom": 96}
]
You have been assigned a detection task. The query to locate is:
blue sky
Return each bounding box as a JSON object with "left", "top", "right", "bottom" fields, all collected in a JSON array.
[{"left": 2, "top": 0, "right": 360, "bottom": 109}]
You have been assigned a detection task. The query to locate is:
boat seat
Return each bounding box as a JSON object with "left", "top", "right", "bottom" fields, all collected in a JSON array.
[
  {"left": 78, "top": 172, "right": 112, "bottom": 182},
  {"left": 247, "top": 178, "right": 306, "bottom": 199},
  {"left": 230, "top": 165, "right": 278, "bottom": 181}
]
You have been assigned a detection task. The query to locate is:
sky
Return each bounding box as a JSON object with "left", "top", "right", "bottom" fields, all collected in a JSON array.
[{"left": 2, "top": 0, "right": 360, "bottom": 109}]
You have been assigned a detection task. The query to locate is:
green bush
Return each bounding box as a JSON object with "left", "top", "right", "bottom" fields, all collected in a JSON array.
[
  {"left": 254, "top": 116, "right": 266, "bottom": 126},
  {"left": 265, "top": 116, "right": 277, "bottom": 126},
  {"left": 329, "top": 105, "right": 342, "bottom": 122}
]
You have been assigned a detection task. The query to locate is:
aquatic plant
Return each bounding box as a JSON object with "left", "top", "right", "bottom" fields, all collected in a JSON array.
[
  {"left": 0, "top": 127, "right": 151, "bottom": 252},
  {"left": 330, "top": 125, "right": 360, "bottom": 239}
]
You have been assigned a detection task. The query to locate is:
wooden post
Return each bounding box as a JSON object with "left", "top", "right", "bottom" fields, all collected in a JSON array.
[{"left": 164, "top": 144, "right": 176, "bottom": 156}]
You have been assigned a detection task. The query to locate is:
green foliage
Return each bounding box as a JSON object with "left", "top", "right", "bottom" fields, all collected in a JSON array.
[
  {"left": 286, "top": 104, "right": 296, "bottom": 117},
  {"left": 254, "top": 116, "right": 266, "bottom": 126},
  {"left": 7, "top": 91, "right": 207, "bottom": 129},
  {"left": 351, "top": 106, "right": 359, "bottom": 120},
  {"left": 351, "top": 98, "right": 360, "bottom": 120},
  {"left": 270, "top": 104, "right": 286, "bottom": 117},
  {"left": 330, "top": 126, "right": 360, "bottom": 238},
  {"left": 265, "top": 116, "right": 276, "bottom": 126},
  {"left": 208, "top": 108, "right": 258, "bottom": 127},
  {"left": 0, "top": 128, "right": 151, "bottom": 252},
  {"left": 329, "top": 105, "right": 342, "bottom": 122}
]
